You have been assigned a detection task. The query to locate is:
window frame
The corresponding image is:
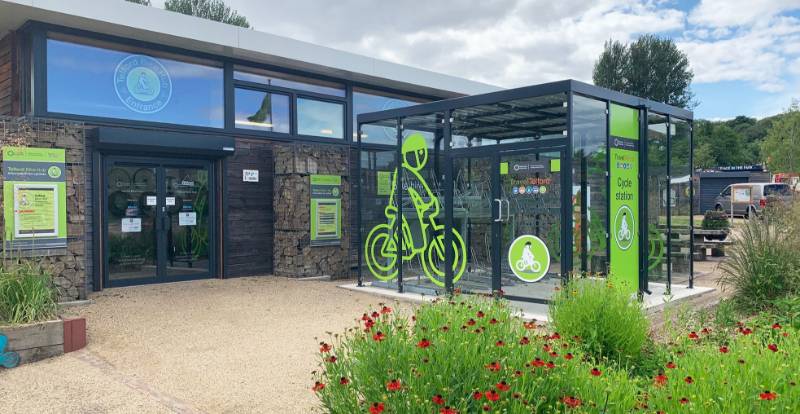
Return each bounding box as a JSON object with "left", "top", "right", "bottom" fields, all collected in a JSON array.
[
  {"left": 232, "top": 86, "right": 292, "bottom": 134},
  {"left": 295, "top": 95, "right": 347, "bottom": 140}
]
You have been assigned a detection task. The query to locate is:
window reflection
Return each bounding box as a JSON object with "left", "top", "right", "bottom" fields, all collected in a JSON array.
[
  {"left": 297, "top": 98, "right": 344, "bottom": 138},
  {"left": 234, "top": 66, "right": 345, "bottom": 97},
  {"left": 234, "top": 89, "right": 290, "bottom": 133},
  {"left": 354, "top": 88, "right": 425, "bottom": 142}
]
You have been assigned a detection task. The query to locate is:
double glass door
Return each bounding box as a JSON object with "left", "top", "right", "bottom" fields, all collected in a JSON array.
[
  {"left": 451, "top": 148, "right": 566, "bottom": 303},
  {"left": 105, "top": 157, "right": 213, "bottom": 286}
]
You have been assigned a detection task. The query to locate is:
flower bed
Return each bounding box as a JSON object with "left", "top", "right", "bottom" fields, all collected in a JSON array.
[{"left": 312, "top": 296, "right": 800, "bottom": 413}]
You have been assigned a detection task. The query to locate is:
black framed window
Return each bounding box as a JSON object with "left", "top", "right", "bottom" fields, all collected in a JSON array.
[
  {"left": 233, "top": 88, "right": 290, "bottom": 133},
  {"left": 353, "top": 88, "right": 426, "bottom": 141},
  {"left": 233, "top": 65, "right": 345, "bottom": 97},
  {"left": 46, "top": 35, "right": 224, "bottom": 128},
  {"left": 297, "top": 97, "right": 344, "bottom": 139}
]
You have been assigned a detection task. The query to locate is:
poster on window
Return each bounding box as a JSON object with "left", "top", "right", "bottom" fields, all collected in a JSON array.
[
  {"left": 310, "top": 175, "right": 342, "bottom": 246},
  {"left": 2, "top": 147, "right": 68, "bottom": 250}
]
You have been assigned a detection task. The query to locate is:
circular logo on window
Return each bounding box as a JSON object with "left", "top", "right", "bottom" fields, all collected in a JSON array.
[
  {"left": 507, "top": 235, "right": 551, "bottom": 282},
  {"left": 47, "top": 166, "right": 62, "bottom": 178},
  {"left": 613, "top": 205, "right": 635, "bottom": 251},
  {"left": 114, "top": 55, "right": 172, "bottom": 114}
]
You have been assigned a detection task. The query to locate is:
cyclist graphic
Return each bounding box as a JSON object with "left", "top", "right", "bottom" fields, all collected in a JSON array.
[
  {"left": 364, "top": 133, "right": 467, "bottom": 287},
  {"left": 515, "top": 241, "right": 542, "bottom": 273},
  {"left": 618, "top": 211, "right": 632, "bottom": 241}
]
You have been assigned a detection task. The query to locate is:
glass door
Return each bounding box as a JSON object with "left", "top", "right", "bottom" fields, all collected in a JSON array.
[
  {"left": 497, "top": 150, "right": 565, "bottom": 303},
  {"left": 105, "top": 157, "right": 213, "bottom": 287}
]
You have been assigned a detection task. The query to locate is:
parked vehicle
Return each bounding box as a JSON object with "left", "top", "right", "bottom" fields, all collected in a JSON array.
[{"left": 713, "top": 183, "right": 794, "bottom": 218}]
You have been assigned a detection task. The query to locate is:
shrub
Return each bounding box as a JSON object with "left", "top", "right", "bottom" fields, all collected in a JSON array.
[
  {"left": 701, "top": 210, "right": 730, "bottom": 231},
  {"left": 548, "top": 278, "right": 649, "bottom": 368},
  {"left": 312, "top": 297, "right": 639, "bottom": 413},
  {"left": 0, "top": 259, "right": 58, "bottom": 325},
  {"left": 719, "top": 205, "right": 800, "bottom": 312}
]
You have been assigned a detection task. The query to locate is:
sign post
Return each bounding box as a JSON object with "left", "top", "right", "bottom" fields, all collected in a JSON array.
[{"left": 310, "top": 175, "right": 342, "bottom": 246}]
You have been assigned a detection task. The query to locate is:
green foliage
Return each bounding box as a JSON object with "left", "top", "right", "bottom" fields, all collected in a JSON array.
[
  {"left": 719, "top": 204, "right": 800, "bottom": 312},
  {"left": 164, "top": 0, "right": 250, "bottom": 28},
  {"left": 549, "top": 278, "right": 650, "bottom": 368},
  {"left": 762, "top": 101, "right": 800, "bottom": 173},
  {"left": 0, "top": 259, "right": 58, "bottom": 325},
  {"left": 593, "top": 35, "right": 694, "bottom": 108},
  {"left": 701, "top": 210, "right": 730, "bottom": 230}
]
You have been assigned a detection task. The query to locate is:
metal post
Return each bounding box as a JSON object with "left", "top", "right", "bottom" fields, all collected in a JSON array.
[
  {"left": 443, "top": 110, "right": 454, "bottom": 293},
  {"left": 396, "top": 118, "right": 404, "bottom": 293}
]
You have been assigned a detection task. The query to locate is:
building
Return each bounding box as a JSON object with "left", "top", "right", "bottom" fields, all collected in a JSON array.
[{"left": 0, "top": 0, "right": 498, "bottom": 300}]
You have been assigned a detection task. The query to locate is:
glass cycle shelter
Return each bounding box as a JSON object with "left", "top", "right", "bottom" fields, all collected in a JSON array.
[{"left": 356, "top": 80, "right": 693, "bottom": 304}]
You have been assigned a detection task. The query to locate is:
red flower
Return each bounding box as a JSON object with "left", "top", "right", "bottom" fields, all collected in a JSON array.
[
  {"left": 386, "top": 379, "right": 402, "bottom": 392},
  {"left": 477, "top": 311, "right": 485, "bottom": 318},
  {"left": 719, "top": 346, "right": 729, "bottom": 353},
  {"left": 550, "top": 332, "right": 561, "bottom": 340},
  {"left": 439, "top": 407, "right": 458, "bottom": 414},
  {"left": 325, "top": 356, "right": 337, "bottom": 363},
  {"left": 680, "top": 397, "right": 689, "bottom": 405},
  {"left": 495, "top": 340, "right": 505, "bottom": 347},
  {"left": 495, "top": 381, "right": 510, "bottom": 391},
  {"left": 701, "top": 327, "right": 711, "bottom": 334},
  {"left": 666, "top": 361, "right": 677, "bottom": 369},
  {"left": 339, "top": 377, "right": 349, "bottom": 385},
  {"left": 514, "top": 370, "right": 523, "bottom": 377},
  {"left": 371, "top": 311, "right": 380, "bottom": 319},
  {"left": 562, "top": 396, "right": 582, "bottom": 408},
  {"left": 519, "top": 336, "right": 530, "bottom": 345},
  {"left": 684, "top": 376, "right": 694, "bottom": 384},
  {"left": 467, "top": 318, "right": 477, "bottom": 326},
  {"left": 543, "top": 344, "right": 552, "bottom": 352},
  {"left": 485, "top": 390, "right": 500, "bottom": 401},
  {"left": 485, "top": 361, "right": 501, "bottom": 372},
  {"left": 489, "top": 318, "right": 499, "bottom": 324},
  {"left": 312, "top": 381, "right": 325, "bottom": 392},
  {"left": 772, "top": 323, "right": 782, "bottom": 330},
  {"left": 654, "top": 374, "right": 668, "bottom": 387},
  {"left": 532, "top": 358, "right": 545, "bottom": 368},
  {"left": 760, "top": 390, "right": 777, "bottom": 401},
  {"left": 364, "top": 318, "right": 375, "bottom": 330},
  {"left": 549, "top": 351, "right": 559, "bottom": 357},
  {"left": 319, "top": 342, "right": 332, "bottom": 353},
  {"left": 768, "top": 343, "right": 779, "bottom": 352},
  {"left": 482, "top": 405, "right": 491, "bottom": 412},
  {"left": 373, "top": 331, "right": 386, "bottom": 342},
  {"left": 380, "top": 305, "right": 392, "bottom": 314},
  {"left": 739, "top": 327, "right": 753, "bottom": 335},
  {"left": 432, "top": 394, "right": 445, "bottom": 405},
  {"left": 590, "top": 367, "right": 602, "bottom": 377},
  {"left": 524, "top": 321, "right": 537, "bottom": 329},
  {"left": 564, "top": 353, "right": 574, "bottom": 360},
  {"left": 369, "top": 402, "right": 385, "bottom": 414},
  {"left": 417, "top": 338, "right": 431, "bottom": 348},
  {"left": 472, "top": 391, "right": 483, "bottom": 400},
  {"left": 688, "top": 331, "right": 699, "bottom": 340},
  {"left": 546, "top": 361, "right": 556, "bottom": 369}
]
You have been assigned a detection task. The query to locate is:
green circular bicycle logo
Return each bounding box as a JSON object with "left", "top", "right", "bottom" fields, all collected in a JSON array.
[
  {"left": 47, "top": 166, "right": 62, "bottom": 178},
  {"left": 613, "top": 205, "right": 635, "bottom": 251},
  {"left": 508, "top": 235, "right": 550, "bottom": 282}
]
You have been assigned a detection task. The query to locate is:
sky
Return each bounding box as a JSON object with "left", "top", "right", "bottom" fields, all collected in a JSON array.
[{"left": 150, "top": 0, "right": 800, "bottom": 120}]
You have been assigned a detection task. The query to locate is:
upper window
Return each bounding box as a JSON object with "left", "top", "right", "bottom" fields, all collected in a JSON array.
[
  {"left": 46, "top": 36, "right": 224, "bottom": 128},
  {"left": 353, "top": 88, "right": 426, "bottom": 143},
  {"left": 234, "top": 66, "right": 345, "bottom": 97},
  {"left": 234, "top": 88, "right": 290, "bottom": 133},
  {"left": 297, "top": 98, "right": 344, "bottom": 138}
]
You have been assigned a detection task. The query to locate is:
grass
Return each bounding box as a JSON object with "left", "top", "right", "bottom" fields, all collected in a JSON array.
[{"left": 0, "top": 258, "right": 58, "bottom": 325}]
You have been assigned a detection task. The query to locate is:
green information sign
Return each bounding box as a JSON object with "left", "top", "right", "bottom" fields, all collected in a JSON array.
[
  {"left": 2, "top": 147, "right": 68, "bottom": 250},
  {"left": 609, "top": 104, "right": 640, "bottom": 293},
  {"left": 310, "top": 174, "right": 342, "bottom": 246},
  {"left": 507, "top": 235, "right": 551, "bottom": 282},
  {"left": 376, "top": 171, "right": 392, "bottom": 196}
]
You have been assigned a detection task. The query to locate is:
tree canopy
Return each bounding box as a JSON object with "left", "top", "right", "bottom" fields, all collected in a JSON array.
[
  {"left": 761, "top": 101, "right": 800, "bottom": 173},
  {"left": 163, "top": 0, "right": 250, "bottom": 28},
  {"left": 593, "top": 35, "right": 695, "bottom": 109}
]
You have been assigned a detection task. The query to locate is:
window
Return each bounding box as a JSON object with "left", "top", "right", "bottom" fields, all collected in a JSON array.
[
  {"left": 234, "top": 66, "right": 345, "bottom": 97},
  {"left": 46, "top": 37, "right": 224, "bottom": 128},
  {"left": 720, "top": 186, "right": 731, "bottom": 197},
  {"left": 353, "top": 88, "right": 426, "bottom": 142},
  {"left": 297, "top": 98, "right": 344, "bottom": 138},
  {"left": 234, "top": 88, "right": 290, "bottom": 133},
  {"left": 764, "top": 184, "right": 791, "bottom": 196}
]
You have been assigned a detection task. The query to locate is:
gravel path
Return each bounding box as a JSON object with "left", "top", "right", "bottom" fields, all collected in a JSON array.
[{"left": 0, "top": 277, "right": 414, "bottom": 414}]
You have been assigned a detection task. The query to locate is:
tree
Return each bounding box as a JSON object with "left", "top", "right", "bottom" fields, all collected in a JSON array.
[
  {"left": 593, "top": 35, "right": 695, "bottom": 108},
  {"left": 761, "top": 101, "right": 800, "bottom": 173},
  {"left": 164, "top": 0, "right": 250, "bottom": 28},
  {"left": 126, "top": 0, "right": 152, "bottom": 5}
]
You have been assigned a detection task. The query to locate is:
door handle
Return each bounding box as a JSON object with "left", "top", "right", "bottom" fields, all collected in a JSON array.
[{"left": 494, "top": 198, "right": 503, "bottom": 222}]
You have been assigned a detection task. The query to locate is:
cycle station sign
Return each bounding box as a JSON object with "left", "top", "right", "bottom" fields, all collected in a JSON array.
[
  {"left": 507, "top": 235, "right": 550, "bottom": 282},
  {"left": 2, "top": 147, "right": 68, "bottom": 251}
]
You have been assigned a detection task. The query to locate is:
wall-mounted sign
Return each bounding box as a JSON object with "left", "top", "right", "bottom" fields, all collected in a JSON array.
[
  {"left": 508, "top": 235, "right": 551, "bottom": 282},
  {"left": 2, "top": 147, "right": 67, "bottom": 250},
  {"left": 166, "top": 197, "right": 176, "bottom": 206},
  {"left": 608, "top": 104, "right": 640, "bottom": 293},
  {"left": 243, "top": 169, "right": 259, "bottom": 182},
  {"left": 121, "top": 218, "right": 142, "bottom": 233},
  {"left": 146, "top": 195, "right": 157, "bottom": 206},
  {"left": 178, "top": 212, "right": 197, "bottom": 227},
  {"left": 376, "top": 171, "right": 392, "bottom": 196},
  {"left": 310, "top": 175, "right": 342, "bottom": 246},
  {"left": 114, "top": 54, "right": 173, "bottom": 114}
]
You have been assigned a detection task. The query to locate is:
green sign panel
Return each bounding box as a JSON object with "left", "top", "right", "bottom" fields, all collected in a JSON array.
[
  {"left": 508, "top": 235, "right": 551, "bottom": 282},
  {"left": 376, "top": 171, "right": 392, "bottom": 196},
  {"left": 310, "top": 174, "right": 342, "bottom": 246},
  {"left": 2, "top": 147, "right": 68, "bottom": 250},
  {"left": 609, "top": 104, "right": 639, "bottom": 293}
]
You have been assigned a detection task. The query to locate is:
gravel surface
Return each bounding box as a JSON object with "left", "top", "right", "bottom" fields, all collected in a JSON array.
[{"left": 0, "top": 277, "right": 415, "bottom": 414}]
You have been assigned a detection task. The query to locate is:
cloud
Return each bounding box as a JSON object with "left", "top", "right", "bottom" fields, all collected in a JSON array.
[{"left": 688, "top": 0, "right": 800, "bottom": 28}]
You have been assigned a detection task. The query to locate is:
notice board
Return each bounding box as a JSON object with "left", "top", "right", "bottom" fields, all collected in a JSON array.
[{"left": 310, "top": 175, "right": 342, "bottom": 246}]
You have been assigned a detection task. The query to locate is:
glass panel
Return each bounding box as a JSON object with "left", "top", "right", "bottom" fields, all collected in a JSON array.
[
  {"left": 452, "top": 156, "right": 495, "bottom": 294},
  {"left": 165, "top": 166, "right": 211, "bottom": 278},
  {"left": 670, "top": 118, "right": 692, "bottom": 285},
  {"left": 360, "top": 121, "right": 399, "bottom": 287},
  {"left": 107, "top": 165, "right": 158, "bottom": 282},
  {"left": 47, "top": 38, "right": 223, "bottom": 127},
  {"left": 500, "top": 151, "right": 562, "bottom": 302},
  {"left": 297, "top": 98, "right": 344, "bottom": 138},
  {"left": 451, "top": 93, "right": 568, "bottom": 148},
  {"left": 572, "top": 95, "right": 608, "bottom": 274},
  {"left": 234, "top": 89, "right": 290, "bottom": 133},
  {"left": 352, "top": 88, "right": 426, "bottom": 140},
  {"left": 234, "top": 66, "right": 345, "bottom": 97},
  {"left": 647, "top": 113, "right": 669, "bottom": 283}
]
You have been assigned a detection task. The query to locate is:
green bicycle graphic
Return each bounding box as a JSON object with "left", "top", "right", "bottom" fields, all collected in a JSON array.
[{"left": 365, "top": 133, "right": 467, "bottom": 287}]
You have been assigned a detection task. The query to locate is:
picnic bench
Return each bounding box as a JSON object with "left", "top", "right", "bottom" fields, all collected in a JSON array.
[{"left": 693, "top": 229, "right": 731, "bottom": 261}]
